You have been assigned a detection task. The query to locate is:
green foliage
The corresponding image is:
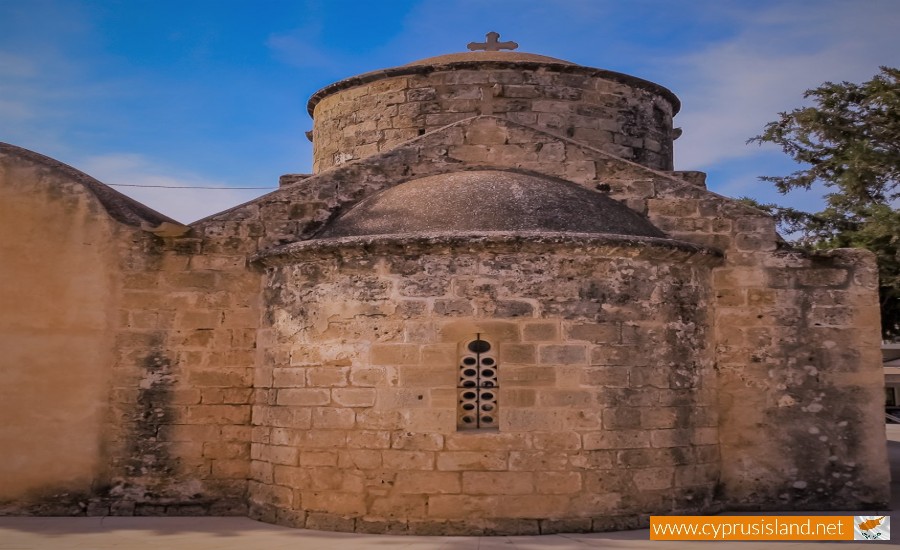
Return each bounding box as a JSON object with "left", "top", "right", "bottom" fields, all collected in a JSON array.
[{"left": 748, "top": 67, "right": 900, "bottom": 340}]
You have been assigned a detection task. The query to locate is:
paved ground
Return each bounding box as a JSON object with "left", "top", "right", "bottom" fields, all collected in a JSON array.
[{"left": 2, "top": 426, "right": 898, "bottom": 549}]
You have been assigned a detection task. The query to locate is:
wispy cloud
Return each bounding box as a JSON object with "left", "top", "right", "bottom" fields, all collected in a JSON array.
[
  {"left": 669, "top": 0, "right": 900, "bottom": 171},
  {"left": 79, "top": 154, "right": 272, "bottom": 224},
  {"left": 267, "top": 32, "right": 341, "bottom": 70}
]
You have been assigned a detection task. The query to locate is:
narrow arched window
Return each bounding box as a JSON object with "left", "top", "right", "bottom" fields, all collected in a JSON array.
[{"left": 457, "top": 336, "right": 498, "bottom": 430}]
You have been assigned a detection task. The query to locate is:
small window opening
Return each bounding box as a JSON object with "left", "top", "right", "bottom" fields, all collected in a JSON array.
[{"left": 457, "top": 334, "right": 499, "bottom": 430}]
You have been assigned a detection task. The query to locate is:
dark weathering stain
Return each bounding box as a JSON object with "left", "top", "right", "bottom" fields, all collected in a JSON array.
[
  {"left": 123, "top": 344, "right": 178, "bottom": 483},
  {"left": 0, "top": 339, "right": 181, "bottom": 516}
]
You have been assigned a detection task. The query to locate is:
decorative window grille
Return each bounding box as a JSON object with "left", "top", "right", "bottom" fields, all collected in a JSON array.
[{"left": 457, "top": 335, "right": 498, "bottom": 430}]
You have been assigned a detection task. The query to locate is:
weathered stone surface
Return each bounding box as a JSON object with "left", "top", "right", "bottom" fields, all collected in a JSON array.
[
  {"left": 308, "top": 60, "right": 678, "bottom": 172},
  {"left": 0, "top": 36, "right": 887, "bottom": 536},
  {"left": 318, "top": 170, "right": 666, "bottom": 239}
]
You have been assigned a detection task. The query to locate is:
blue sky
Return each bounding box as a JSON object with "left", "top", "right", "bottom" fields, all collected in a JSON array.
[{"left": 2, "top": 0, "right": 899, "bottom": 223}]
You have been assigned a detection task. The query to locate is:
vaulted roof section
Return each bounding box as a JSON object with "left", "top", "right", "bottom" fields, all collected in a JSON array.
[
  {"left": 316, "top": 169, "right": 666, "bottom": 239},
  {"left": 0, "top": 142, "right": 186, "bottom": 233}
]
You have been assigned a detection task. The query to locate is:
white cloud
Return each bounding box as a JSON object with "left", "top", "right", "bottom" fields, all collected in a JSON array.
[
  {"left": 669, "top": 1, "right": 900, "bottom": 171},
  {"left": 79, "top": 154, "right": 273, "bottom": 224}
]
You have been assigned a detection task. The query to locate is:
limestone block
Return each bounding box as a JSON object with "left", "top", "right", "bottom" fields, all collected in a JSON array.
[
  {"left": 502, "top": 408, "right": 566, "bottom": 431},
  {"left": 539, "top": 344, "right": 588, "bottom": 365},
  {"left": 338, "top": 449, "right": 382, "bottom": 469},
  {"left": 346, "top": 430, "right": 391, "bottom": 449},
  {"left": 391, "top": 432, "right": 444, "bottom": 451},
  {"left": 565, "top": 323, "right": 620, "bottom": 343},
  {"left": 305, "top": 512, "right": 357, "bottom": 533},
  {"left": 299, "top": 451, "right": 338, "bottom": 467},
  {"left": 583, "top": 470, "right": 629, "bottom": 494},
  {"left": 797, "top": 268, "right": 849, "bottom": 288},
  {"left": 496, "top": 494, "right": 570, "bottom": 517},
  {"left": 537, "top": 390, "right": 595, "bottom": 407},
  {"left": 522, "top": 322, "right": 559, "bottom": 341},
  {"left": 211, "top": 459, "right": 250, "bottom": 479},
  {"left": 298, "top": 430, "right": 348, "bottom": 449},
  {"left": 349, "top": 367, "right": 388, "bottom": 387},
  {"left": 398, "top": 365, "right": 456, "bottom": 387},
  {"left": 436, "top": 451, "right": 508, "bottom": 471},
  {"left": 276, "top": 388, "right": 330, "bottom": 407},
  {"left": 509, "top": 451, "right": 568, "bottom": 471},
  {"left": 632, "top": 467, "right": 674, "bottom": 491},
  {"left": 462, "top": 472, "right": 533, "bottom": 495},
  {"left": 649, "top": 429, "right": 693, "bottom": 448},
  {"left": 272, "top": 368, "right": 306, "bottom": 388},
  {"left": 426, "top": 495, "right": 499, "bottom": 519},
  {"left": 307, "top": 367, "right": 350, "bottom": 387},
  {"left": 464, "top": 123, "right": 509, "bottom": 145},
  {"left": 311, "top": 407, "right": 356, "bottom": 429},
  {"left": 254, "top": 444, "right": 298, "bottom": 466},
  {"left": 534, "top": 471, "right": 582, "bottom": 494},
  {"left": 200, "top": 388, "right": 253, "bottom": 404},
  {"left": 394, "top": 471, "right": 461, "bottom": 494},
  {"left": 371, "top": 344, "right": 421, "bottom": 365},
  {"left": 303, "top": 491, "right": 367, "bottom": 515},
  {"left": 501, "top": 366, "right": 556, "bottom": 388},
  {"left": 443, "top": 433, "right": 531, "bottom": 451},
  {"left": 381, "top": 450, "right": 435, "bottom": 470},
  {"left": 332, "top": 388, "right": 377, "bottom": 407},
  {"left": 582, "top": 367, "right": 630, "bottom": 388},
  {"left": 184, "top": 404, "right": 251, "bottom": 425},
  {"left": 583, "top": 430, "right": 651, "bottom": 450},
  {"left": 500, "top": 388, "right": 537, "bottom": 407}
]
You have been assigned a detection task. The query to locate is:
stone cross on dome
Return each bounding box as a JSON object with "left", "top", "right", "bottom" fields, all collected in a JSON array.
[{"left": 467, "top": 31, "right": 518, "bottom": 52}]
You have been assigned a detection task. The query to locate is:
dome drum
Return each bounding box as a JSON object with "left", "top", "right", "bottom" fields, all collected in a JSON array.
[{"left": 309, "top": 56, "right": 679, "bottom": 173}]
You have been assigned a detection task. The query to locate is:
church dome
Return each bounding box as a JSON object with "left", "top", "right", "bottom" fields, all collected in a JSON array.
[
  {"left": 307, "top": 35, "right": 680, "bottom": 174},
  {"left": 315, "top": 170, "right": 665, "bottom": 239},
  {"left": 405, "top": 51, "right": 576, "bottom": 66}
]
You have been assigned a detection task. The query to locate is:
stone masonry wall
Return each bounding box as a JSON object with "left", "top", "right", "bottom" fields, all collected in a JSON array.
[
  {"left": 94, "top": 228, "right": 259, "bottom": 516},
  {"left": 250, "top": 115, "right": 888, "bottom": 512},
  {"left": 247, "top": 237, "right": 721, "bottom": 534},
  {"left": 311, "top": 67, "right": 676, "bottom": 173},
  {"left": 647, "top": 187, "right": 890, "bottom": 509},
  {"left": 2, "top": 97, "right": 886, "bottom": 525},
  {"left": 0, "top": 145, "right": 257, "bottom": 516},
  {"left": 93, "top": 114, "right": 889, "bottom": 517},
  {"left": 0, "top": 152, "right": 123, "bottom": 509}
]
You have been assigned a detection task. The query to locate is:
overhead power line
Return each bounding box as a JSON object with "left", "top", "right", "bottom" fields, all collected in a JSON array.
[{"left": 107, "top": 183, "right": 276, "bottom": 190}]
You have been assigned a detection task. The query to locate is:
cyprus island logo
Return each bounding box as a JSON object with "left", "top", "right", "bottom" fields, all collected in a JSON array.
[{"left": 854, "top": 515, "right": 890, "bottom": 541}]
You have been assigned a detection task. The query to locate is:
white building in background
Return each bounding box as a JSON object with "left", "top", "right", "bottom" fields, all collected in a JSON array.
[{"left": 885, "top": 343, "right": 900, "bottom": 415}]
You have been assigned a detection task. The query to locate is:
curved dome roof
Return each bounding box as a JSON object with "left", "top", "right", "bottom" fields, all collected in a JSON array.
[
  {"left": 405, "top": 51, "right": 575, "bottom": 67},
  {"left": 0, "top": 142, "right": 184, "bottom": 229},
  {"left": 316, "top": 170, "right": 665, "bottom": 239}
]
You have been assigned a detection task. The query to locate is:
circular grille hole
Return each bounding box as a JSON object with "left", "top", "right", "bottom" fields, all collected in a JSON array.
[
  {"left": 481, "top": 357, "right": 495, "bottom": 366},
  {"left": 462, "top": 391, "right": 477, "bottom": 400},
  {"left": 481, "top": 369, "right": 495, "bottom": 377},
  {"left": 481, "top": 403, "right": 494, "bottom": 412},
  {"left": 462, "top": 415, "right": 475, "bottom": 423},
  {"left": 481, "top": 416, "right": 494, "bottom": 423},
  {"left": 462, "top": 357, "right": 477, "bottom": 366},
  {"left": 462, "top": 380, "right": 476, "bottom": 387},
  {"left": 482, "top": 381, "right": 494, "bottom": 387},
  {"left": 468, "top": 340, "right": 491, "bottom": 353},
  {"left": 463, "top": 368, "right": 477, "bottom": 377},
  {"left": 462, "top": 403, "right": 475, "bottom": 411},
  {"left": 481, "top": 392, "right": 495, "bottom": 400}
]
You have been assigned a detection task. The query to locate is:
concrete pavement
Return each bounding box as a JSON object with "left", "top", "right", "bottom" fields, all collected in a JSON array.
[{"left": 2, "top": 425, "right": 897, "bottom": 549}]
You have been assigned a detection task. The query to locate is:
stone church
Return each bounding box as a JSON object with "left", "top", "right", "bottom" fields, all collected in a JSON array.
[{"left": 0, "top": 34, "right": 889, "bottom": 535}]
